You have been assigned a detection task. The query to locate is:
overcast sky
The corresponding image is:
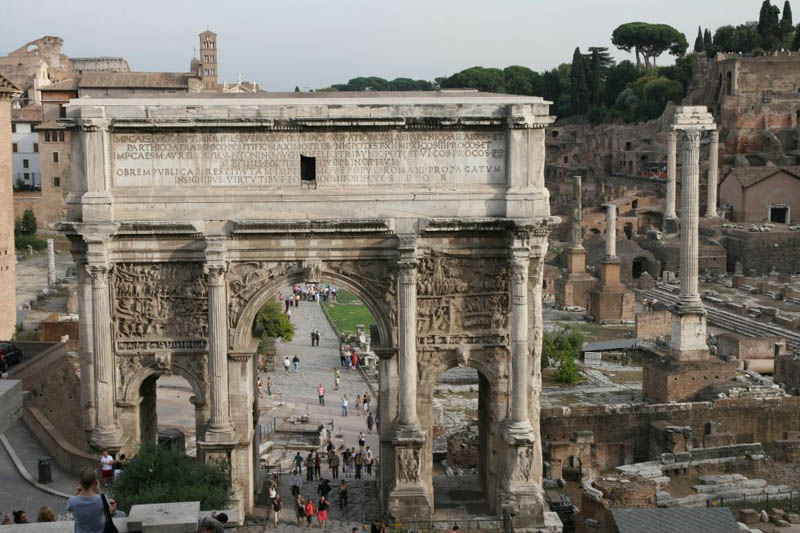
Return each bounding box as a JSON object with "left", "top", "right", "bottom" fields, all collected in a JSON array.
[{"left": 0, "top": 0, "right": 776, "bottom": 91}]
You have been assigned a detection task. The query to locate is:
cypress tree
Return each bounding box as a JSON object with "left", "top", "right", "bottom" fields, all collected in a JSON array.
[
  {"left": 793, "top": 22, "right": 800, "bottom": 50},
  {"left": 694, "top": 26, "right": 705, "bottom": 52},
  {"left": 590, "top": 49, "right": 602, "bottom": 106},
  {"left": 781, "top": 0, "right": 794, "bottom": 45},
  {"left": 704, "top": 28, "right": 713, "bottom": 49},
  {"left": 570, "top": 47, "right": 589, "bottom": 115}
]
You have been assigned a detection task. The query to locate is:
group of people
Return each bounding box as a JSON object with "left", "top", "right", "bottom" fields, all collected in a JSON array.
[
  {"left": 0, "top": 507, "right": 57, "bottom": 525},
  {"left": 279, "top": 283, "right": 339, "bottom": 311}
]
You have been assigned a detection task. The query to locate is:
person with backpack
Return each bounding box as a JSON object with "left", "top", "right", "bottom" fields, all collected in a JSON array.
[{"left": 295, "top": 495, "right": 305, "bottom": 526}]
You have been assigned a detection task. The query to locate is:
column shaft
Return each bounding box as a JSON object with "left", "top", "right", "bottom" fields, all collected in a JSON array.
[
  {"left": 666, "top": 131, "right": 677, "bottom": 218},
  {"left": 706, "top": 130, "right": 719, "bottom": 217},
  {"left": 89, "top": 265, "right": 115, "bottom": 430},
  {"left": 679, "top": 129, "right": 703, "bottom": 305},
  {"left": 510, "top": 259, "right": 529, "bottom": 423},
  {"left": 571, "top": 176, "right": 583, "bottom": 248},
  {"left": 397, "top": 262, "right": 418, "bottom": 427},
  {"left": 207, "top": 265, "right": 233, "bottom": 435},
  {"left": 77, "top": 263, "right": 96, "bottom": 429},
  {"left": 605, "top": 204, "right": 617, "bottom": 258}
]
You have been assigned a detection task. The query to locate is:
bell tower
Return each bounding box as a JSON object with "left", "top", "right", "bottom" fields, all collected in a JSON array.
[{"left": 198, "top": 30, "right": 218, "bottom": 90}]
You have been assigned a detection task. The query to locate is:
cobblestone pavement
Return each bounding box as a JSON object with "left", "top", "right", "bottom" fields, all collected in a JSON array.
[{"left": 256, "top": 291, "right": 382, "bottom": 529}]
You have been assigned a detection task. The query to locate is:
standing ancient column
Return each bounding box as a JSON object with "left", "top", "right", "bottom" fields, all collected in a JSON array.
[
  {"left": 509, "top": 256, "right": 530, "bottom": 425},
  {"left": 666, "top": 131, "right": 677, "bottom": 219},
  {"left": 397, "top": 259, "right": 419, "bottom": 428},
  {"left": 706, "top": 129, "right": 719, "bottom": 218},
  {"left": 678, "top": 129, "right": 704, "bottom": 308},
  {"left": 205, "top": 264, "right": 234, "bottom": 438},
  {"left": 571, "top": 176, "right": 583, "bottom": 248},
  {"left": 88, "top": 264, "right": 123, "bottom": 448},
  {"left": 605, "top": 204, "right": 617, "bottom": 259},
  {"left": 47, "top": 239, "right": 56, "bottom": 288}
]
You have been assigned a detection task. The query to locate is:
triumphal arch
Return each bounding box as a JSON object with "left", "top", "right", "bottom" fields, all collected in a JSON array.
[{"left": 61, "top": 92, "right": 558, "bottom": 530}]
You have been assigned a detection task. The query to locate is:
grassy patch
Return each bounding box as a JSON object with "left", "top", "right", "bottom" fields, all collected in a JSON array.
[{"left": 322, "top": 290, "right": 376, "bottom": 336}]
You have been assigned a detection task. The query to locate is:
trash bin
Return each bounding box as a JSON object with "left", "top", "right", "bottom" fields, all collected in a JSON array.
[{"left": 38, "top": 457, "right": 52, "bottom": 484}]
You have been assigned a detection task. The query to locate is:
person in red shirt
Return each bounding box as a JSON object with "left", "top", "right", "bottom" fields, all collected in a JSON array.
[
  {"left": 318, "top": 384, "right": 325, "bottom": 406},
  {"left": 304, "top": 499, "right": 316, "bottom": 529},
  {"left": 351, "top": 352, "right": 358, "bottom": 372}
]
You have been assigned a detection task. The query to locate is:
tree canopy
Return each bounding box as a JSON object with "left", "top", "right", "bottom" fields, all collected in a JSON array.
[
  {"left": 543, "top": 328, "right": 584, "bottom": 384},
  {"left": 256, "top": 300, "right": 295, "bottom": 342},
  {"left": 612, "top": 22, "right": 688, "bottom": 68},
  {"left": 439, "top": 66, "right": 506, "bottom": 93}
]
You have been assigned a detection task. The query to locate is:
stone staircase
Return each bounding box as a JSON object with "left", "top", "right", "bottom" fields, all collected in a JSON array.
[{"left": 639, "top": 286, "right": 800, "bottom": 352}]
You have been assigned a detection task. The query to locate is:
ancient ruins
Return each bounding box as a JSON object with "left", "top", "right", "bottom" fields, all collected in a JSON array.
[{"left": 58, "top": 92, "right": 561, "bottom": 530}]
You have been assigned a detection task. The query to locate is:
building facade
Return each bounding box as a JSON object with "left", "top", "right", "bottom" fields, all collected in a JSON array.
[{"left": 0, "top": 75, "right": 21, "bottom": 340}]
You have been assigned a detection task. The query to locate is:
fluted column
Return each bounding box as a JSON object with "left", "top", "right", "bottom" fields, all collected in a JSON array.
[
  {"left": 77, "top": 261, "right": 96, "bottom": 431},
  {"left": 510, "top": 256, "right": 530, "bottom": 425},
  {"left": 205, "top": 263, "right": 234, "bottom": 438},
  {"left": 89, "top": 263, "right": 123, "bottom": 449},
  {"left": 666, "top": 131, "right": 677, "bottom": 219},
  {"left": 605, "top": 204, "right": 617, "bottom": 259},
  {"left": 679, "top": 129, "right": 703, "bottom": 309},
  {"left": 706, "top": 129, "right": 719, "bottom": 217},
  {"left": 397, "top": 259, "right": 419, "bottom": 428},
  {"left": 570, "top": 176, "right": 583, "bottom": 249}
]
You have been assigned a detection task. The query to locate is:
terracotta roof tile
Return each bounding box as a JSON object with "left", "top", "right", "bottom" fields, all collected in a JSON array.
[
  {"left": 722, "top": 165, "right": 800, "bottom": 188},
  {"left": 79, "top": 71, "right": 190, "bottom": 89},
  {"left": 0, "top": 72, "right": 21, "bottom": 95}
]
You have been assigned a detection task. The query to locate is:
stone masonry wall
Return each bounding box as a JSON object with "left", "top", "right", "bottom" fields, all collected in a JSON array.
[
  {"left": 722, "top": 229, "right": 800, "bottom": 274},
  {"left": 541, "top": 396, "right": 800, "bottom": 462},
  {"left": 635, "top": 310, "right": 672, "bottom": 339}
]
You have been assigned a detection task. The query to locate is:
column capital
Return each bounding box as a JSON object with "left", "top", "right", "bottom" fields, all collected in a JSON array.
[
  {"left": 86, "top": 263, "right": 111, "bottom": 285},
  {"left": 509, "top": 256, "right": 530, "bottom": 284},
  {"left": 667, "top": 130, "right": 677, "bottom": 142},
  {"left": 204, "top": 263, "right": 228, "bottom": 285},
  {"left": 678, "top": 128, "right": 703, "bottom": 144}
]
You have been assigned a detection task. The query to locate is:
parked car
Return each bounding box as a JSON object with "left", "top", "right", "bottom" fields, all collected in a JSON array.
[{"left": 0, "top": 342, "right": 22, "bottom": 372}]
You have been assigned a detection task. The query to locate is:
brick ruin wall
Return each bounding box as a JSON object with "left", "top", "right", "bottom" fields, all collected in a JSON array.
[
  {"left": 722, "top": 229, "right": 800, "bottom": 274},
  {"left": 541, "top": 396, "right": 800, "bottom": 463}
]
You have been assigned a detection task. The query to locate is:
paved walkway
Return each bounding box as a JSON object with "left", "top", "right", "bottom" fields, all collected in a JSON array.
[
  {"left": 256, "top": 291, "right": 381, "bottom": 529},
  {"left": 0, "top": 419, "right": 72, "bottom": 519}
]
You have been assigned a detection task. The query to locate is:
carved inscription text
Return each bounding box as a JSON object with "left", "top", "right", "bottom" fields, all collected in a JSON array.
[{"left": 111, "top": 131, "right": 506, "bottom": 190}]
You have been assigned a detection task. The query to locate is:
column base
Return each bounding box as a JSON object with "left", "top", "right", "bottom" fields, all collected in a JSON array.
[
  {"left": 663, "top": 216, "right": 679, "bottom": 234},
  {"left": 503, "top": 421, "right": 535, "bottom": 446},
  {"left": 393, "top": 423, "right": 425, "bottom": 444},
  {"left": 202, "top": 424, "right": 237, "bottom": 445},
  {"left": 89, "top": 425, "right": 126, "bottom": 453},
  {"left": 387, "top": 484, "right": 433, "bottom": 522},
  {"left": 500, "top": 483, "right": 556, "bottom": 532}
]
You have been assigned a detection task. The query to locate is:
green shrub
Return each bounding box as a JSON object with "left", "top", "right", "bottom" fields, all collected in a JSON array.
[
  {"left": 543, "top": 328, "right": 584, "bottom": 384},
  {"left": 256, "top": 299, "right": 295, "bottom": 343},
  {"left": 20, "top": 208, "right": 37, "bottom": 235},
  {"left": 112, "top": 443, "right": 232, "bottom": 513},
  {"left": 14, "top": 234, "right": 47, "bottom": 252}
]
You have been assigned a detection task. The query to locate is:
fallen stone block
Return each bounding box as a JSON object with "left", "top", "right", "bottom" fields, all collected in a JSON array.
[
  {"left": 785, "top": 513, "right": 800, "bottom": 524},
  {"left": 738, "top": 509, "right": 759, "bottom": 524}
]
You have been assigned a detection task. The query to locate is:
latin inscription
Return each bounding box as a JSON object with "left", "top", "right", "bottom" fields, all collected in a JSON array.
[{"left": 111, "top": 131, "right": 506, "bottom": 189}]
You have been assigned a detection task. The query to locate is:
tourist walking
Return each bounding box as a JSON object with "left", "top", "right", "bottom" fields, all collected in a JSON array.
[
  {"left": 330, "top": 453, "right": 340, "bottom": 479},
  {"left": 257, "top": 377, "right": 264, "bottom": 399},
  {"left": 291, "top": 469, "right": 303, "bottom": 497},
  {"left": 338, "top": 480, "right": 349, "bottom": 509},
  {"left": 267, "top": 375, "right": 272, "bottom": 396},
  {"left": 358, "top": 431, "right": 366, "bottom": 449},
  {"left": 366, "top": 447, "right": 374, "bottom": 475},
  {"left": 304, "top": 499, "right": 316, "bottom": 529},
  {"left": 334, "top": 369, "right": 341, "bottom": 391},
  {"left": 339, "top": 347, "right": 346, "bottom": 367},
  {"left": 363, "top": 392, "right": 370, "bottom": 413},
  {"left": 295, "top": 495, "right": 305, "bottom": 526},
  {"left": 266, "top": 481, "right": 277, "bottom": 521},
  {"left": 272, "top": 494, "right": 282, "bottom": 526},
  {"left": 355, "top": 452, "right": 364, "bottom": 479},
  {"left": 367, "top": 412, "right": 374, "bottom": 432},
  {"left": 318, "top": 496, "right": 329, "bottom": 530},
  {"left": 355, "top": 395, "right": 362, "bottom": 416},
  {"left": 306, "top": 453, "right": 314, "bottom": 482},
  {"left": 100, "top": 450, "right": 114, "bottom": 487},
  {"left": 341, "top": 394, "right": 348, "bottom": 417},
  {"left": 318, "top": 384, "right": 325, "bottom": 406},
  {"left": 284, "top": 356, "right": 291, "bottom": 373},
  {"left": 315, "top": 329, "right": 321, "bottom": 345},
  {"left": 351, "top": 351, "right": 359, "bottom": 371},
  {"left": 311, "top": 331, "right": 317, "bottom": 347},
  {"left": 293, "top": 354, "right": 300, "bottom": 373},
  {"left": 314, "top": 453, "right": 322, "bottom": 480},
  {"left": 342, "top": 448, "right": 350, "bottom": 478}
]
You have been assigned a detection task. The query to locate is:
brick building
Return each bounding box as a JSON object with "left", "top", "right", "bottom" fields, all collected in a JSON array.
[
  {"left": 0, "top": 75, "right": 21, "bottom": 340},
  {"left": 719, "top": 166, "right": 800, "bottom": 224}
]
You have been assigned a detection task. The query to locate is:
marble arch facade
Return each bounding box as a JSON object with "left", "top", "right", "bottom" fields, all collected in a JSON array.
[{"left": 60, "top": 93, "right": 560, "bottom": 531}]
